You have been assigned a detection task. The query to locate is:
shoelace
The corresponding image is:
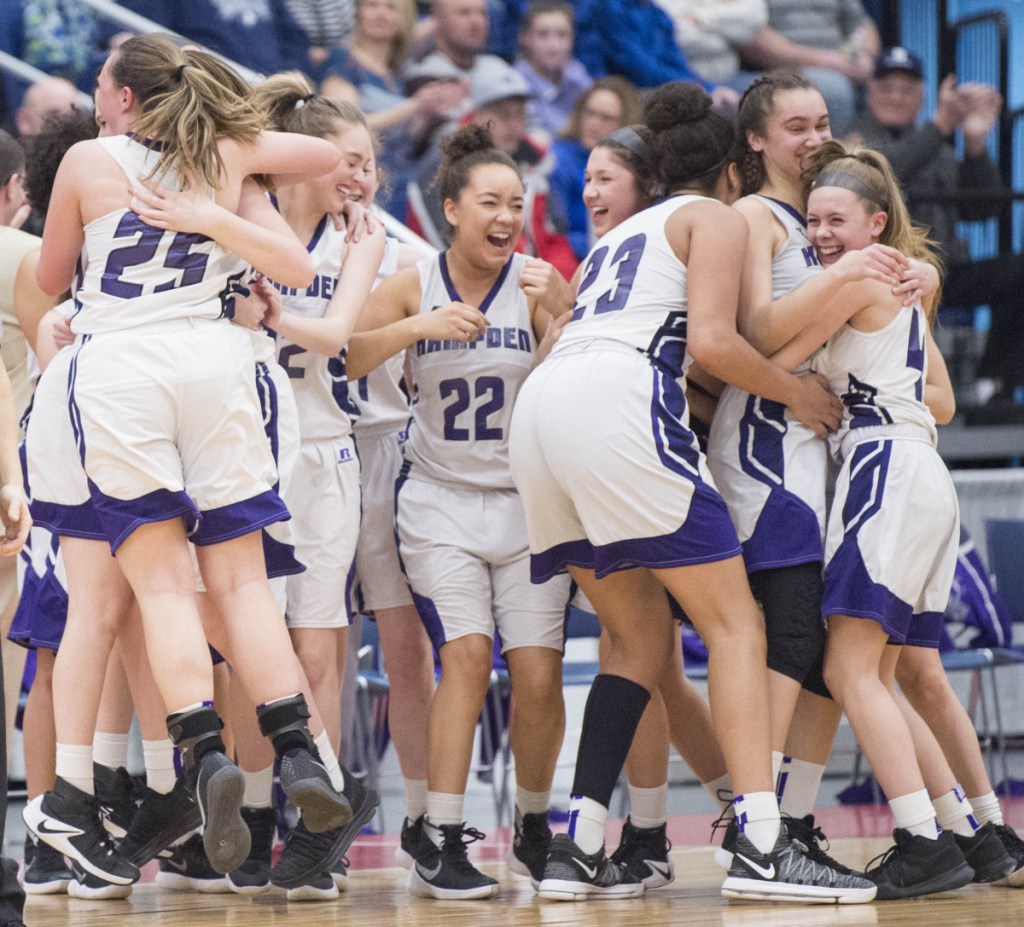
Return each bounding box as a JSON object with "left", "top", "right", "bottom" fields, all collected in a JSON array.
[
  {"left": 865, "top": 842, "right": 899, "bottom": 876},
  {"left": 709, "top": 796, "right": 736, "bottom": 847}
]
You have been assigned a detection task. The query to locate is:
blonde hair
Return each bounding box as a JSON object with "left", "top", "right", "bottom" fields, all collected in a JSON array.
[
  {"left": 354, "top": 0, "right": 416, "bottom": 71},
  {"left": 805, "top": 140, "right": 943, "bottom": 316},
  {"left": 561, "top": 77, "right": 643, "bottom": 144},
  {"left": 253, "top": 71, "right": 367, "bottom": 138},
  {"left": 111, "top": 34, "right": 264, "bottom": 190}
]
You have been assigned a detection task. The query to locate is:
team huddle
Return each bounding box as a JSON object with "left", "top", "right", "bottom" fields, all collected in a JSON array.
[{"left": 4, "top": 30, "right": 1024, "bottom": 912}]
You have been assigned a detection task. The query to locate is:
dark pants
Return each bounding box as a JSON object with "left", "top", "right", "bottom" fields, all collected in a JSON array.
[{"left": 945, "top": 252, "right": 1024, "bottom": 389}]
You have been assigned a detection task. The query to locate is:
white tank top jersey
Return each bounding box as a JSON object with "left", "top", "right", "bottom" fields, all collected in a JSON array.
[
  {"left": 71, "top": 135, "right": 237, "bottom": 335},
  {"left": 352, "top": 237, "right": 411, "bottom": 436},
  {"left": 812, "top": 302, "right": 937, "bottom": 455},
  {"left": 271, "top": 214, "right": 359, "bottom": 441},
  {"left": 552, "top": 194, "right": 702, "bottom": 379},
  {"left": 402, "top": 251, "right": 535, "bottom": 490}
]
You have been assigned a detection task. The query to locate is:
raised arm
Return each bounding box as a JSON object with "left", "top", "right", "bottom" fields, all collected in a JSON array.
[{"left": 269, "top": 230, "right": 387, "bottom": 356}]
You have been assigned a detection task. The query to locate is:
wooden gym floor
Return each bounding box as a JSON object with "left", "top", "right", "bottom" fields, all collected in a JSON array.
[{"left": 21, "top": 802, "right": 1024, "bottom": 926}]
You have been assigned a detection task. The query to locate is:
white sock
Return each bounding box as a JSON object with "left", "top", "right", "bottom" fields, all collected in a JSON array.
[
  {"left": 701, "top": 772, "right": 733, "bottom": 813},
  {"left": 426, "top": 791, "right": 465, "bottom": 843},
  {"left": 313, "top": 730, "right": 345, "bottom": 792},
  {"left": 771, "top": 751, "right": 785, "bottom": 793},
  {"left": 568, "top": 794, "right": 607, "bottom": 855},
  {"left": 403, "top": 778, "right": 428, "bottom": 821},
  {"left": 890, "top": 789, "right": 940, "bottom": 839},
  {"left": 933, "top": 785, "right": 978, "bottom": 836},
  {"left": 967, "top": 790, "right": 1004, "bottom": 827},
  {"left": 142, "top": 739, "right": 177, "bottom": 795},
  {"left": 92, "top": 731, "right": 130, "bottom": 771},
  {"left": 242, "top": 765, "right": 275, "bottom": 809},
  {"left": 628, "top": 782, "right": 667, "bottom": 829},
  {"left": 777, "top": 757, "right": 825, "bottom": 820},
  {"left": 56, "top": 744, "right": 95, "bottom": 795},
  {"left": 516, "top": 786, "right": 550, "bottom": 817},
  {"left": 734, "top": 791, "right": 781, "bottom": 855}
]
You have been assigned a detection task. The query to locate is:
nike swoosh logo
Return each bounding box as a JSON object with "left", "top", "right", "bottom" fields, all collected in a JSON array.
[
  {"left": 163, "top": 858, "right": 189, "bottom": 873},
  {"left": 417, "top": 861, "right": 442, "bottom": 881},
  {"left": 647, "top": 861, "right": 671, "bottom": 879},
  {"left": 572, "top": 858, "right": 598, "bottom": 880},
  {"left": 736, "top": 853, "right": 776, "bottom": 879},
  {"left": 35, "top": 820, "right": 85, "bottom": 837}
]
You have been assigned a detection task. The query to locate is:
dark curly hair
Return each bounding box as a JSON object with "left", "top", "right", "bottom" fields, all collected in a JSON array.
[
  {"left": 644, "top": 82, "right": 735, "bottom": 194},
  {"left": 25, "top": 109, "right": 97, "bottom": 217}
]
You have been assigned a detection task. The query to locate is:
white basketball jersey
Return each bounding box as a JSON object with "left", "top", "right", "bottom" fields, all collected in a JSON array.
[
  {"left": 402, "top": 252, "right": 534, "bottom": 489},
  {"left": 812, "top": 302, "right": 937, "bottom": 454},
  {"left": 272, "top": 216, "right": 358, "bottom": 441},
  {"left": 72, "top": 136, "right": 237, "bottom": 335},
  {"left": 552, "top": 195, "right": 701, "bottom": 379},
  {"left": 753, "top": 195, "right": 823, "bottom": 302},
  {"left": 352, "top": 238, "right": 410, "bottom": 436}
]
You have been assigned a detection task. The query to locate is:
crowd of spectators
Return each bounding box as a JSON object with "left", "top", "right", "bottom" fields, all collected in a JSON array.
[{"left": 0, "top": 0, "right": 1020, "bottom": 410}]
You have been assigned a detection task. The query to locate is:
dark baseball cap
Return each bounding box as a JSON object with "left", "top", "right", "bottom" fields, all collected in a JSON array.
[{"left": 874, "top": 46, "right": 924, "bottom": 80}]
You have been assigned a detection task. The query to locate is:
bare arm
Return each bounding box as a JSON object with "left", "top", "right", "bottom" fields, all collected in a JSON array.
[
  {"left": 346, "top": 269, "right": 486, "bottom": 379},
  {"left": 679, "top": 202, "right": 842, "bottom": 437},
  {"left": 131, "top": 177, "right": 315, "bottom": 288},
  {"left": 924, "top": 327, "right": 955, "bottom": 424},
  {"left": 267, "top": 230, "right": 387, "bottom": 356},
  {"left": 36, "top": 145, "right": 87, "bottom": 295}
]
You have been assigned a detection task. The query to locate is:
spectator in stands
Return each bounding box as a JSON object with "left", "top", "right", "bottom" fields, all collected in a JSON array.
[
  {"left": 567, "top": 0, "right": 738, "bottom": 112},
  {"left": 283, "top": 0, "right": 356, "bottom": 72},
  {"left": 406, "top": 62, "right": 578, "bottom": 277},
  {"left": 14, "top": 76, "right": 79, "bottom": 140},
  {"left": 513, "top": 1, "right": 592, "bottom": 138},
  {"left": 847, "top": 47, "right": 1024, "bottom": 411},
  {"left": 548, "top": 75, "right": 641, "bottom": 261},
  {"left": 659, "top": 0, "right": 766, "bottom": 90},
  {"left": 0, "top": 131, "right": 28, "bottom": 231},
  {"left": 117, "top": 0, "right": 311, "bottom": 76},
  {"left": 321, "top": 0, "right": 468, "bottom": 216},
  {"left": 410, "top": 0, "right": 510, "bottom": 105},
  {"left": 738, "top": 0, "right": 880, "bottom": 134}
]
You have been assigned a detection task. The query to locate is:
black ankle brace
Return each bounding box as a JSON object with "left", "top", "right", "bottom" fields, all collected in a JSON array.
[
  {"left": 166, "top": 705, "right": 225, "bottom": 769},
  {"left": 256, "top": 694, "right": 316, "bottom": 758}
]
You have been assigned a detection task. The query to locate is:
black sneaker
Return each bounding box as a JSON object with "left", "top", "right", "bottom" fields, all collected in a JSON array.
[
  {"left": 278, "top": 748, "right": 352, "bottom": 833},
  {"left": 286, "top": 870, "right": 339, "bottom": 902},
  {"left": 713, "top": 816, "right": 738, "bottom": 870},
  {"left": 23, "top": 778, "right": 139, "bottom": 886},
  {"left": 506, "top": 810, "right": 552, "bottom": 885},
  {"left": 270, "top": 772, "right": 379, "bottom": 889},
  {"left": 610, "top": 818, "right": 674, "bottom": 888},
  {"left": 993, "top": 823, "right": 1024, "bottom": 887},
  {"left": 722, "top": 830, "right": 876, "bottom": 903},
  {"left": 783, "top": 814, "right": 858, "bottom": 876},
  {"left": 331, "top": 857, "right": 350, "bottom": 891},
  {"left": 227, "top": 806, "right": 277, "bottom": 895},
  {"left": 865, "top": 828, "right": 974, "bottom": 900},
  {"left": 119, "top": 775, "right": 202, "bottom": 867},
  {"left": 954, "top": 822, "right": 1014, "bottom": 883},
  {"left": 407, "top": 820, "right": 499, "bottom": 900},
  {"left": 156, "top": 834, "right": 231, "bottom": 893},
  {"left": 537, "top": 832, "right": 644, "bottom": 901},
  {"left": 93, "top": 764, "right": 140, "bottom": 840},
  {"left": 395, "top": 815, "right": 423, "bottom": 869},
  {"left": 22, "top": 834, "right": 71, "bottom": 895},
  {"left": 193, "top": 751, "right": 250, "bottom": 875},
  {"left": 66, "top": 860, "right": 133, "bottom": 900}
]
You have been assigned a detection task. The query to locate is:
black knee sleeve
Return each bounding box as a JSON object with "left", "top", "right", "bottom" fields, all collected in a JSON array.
[
  {"left": 571, "top": 674, "right": 651, "bottom": 808},
  {"left": 750, "top": 563, "right": 830, "bottom": 698}
]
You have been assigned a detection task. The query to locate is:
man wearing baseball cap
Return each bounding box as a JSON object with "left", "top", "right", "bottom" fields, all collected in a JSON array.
[
  {"left": 847, "top": 48, "right": 1024, "bottom": 417},
  {"left": 406, "top": 60, "right": 577, "bottom": 278}
]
